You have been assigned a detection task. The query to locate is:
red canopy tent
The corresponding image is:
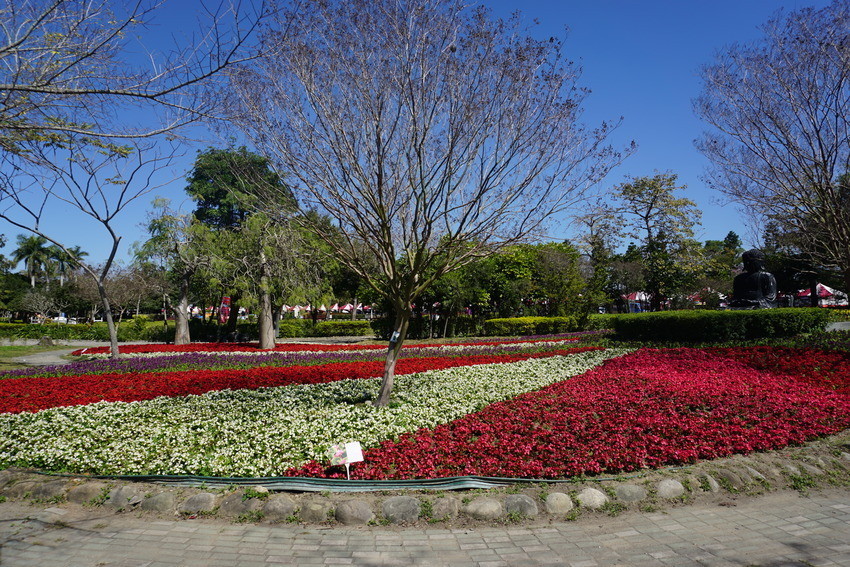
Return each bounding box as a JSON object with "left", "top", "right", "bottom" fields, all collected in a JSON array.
[{"left": 796, "top": 283, "right": 837, "bottom": 298}]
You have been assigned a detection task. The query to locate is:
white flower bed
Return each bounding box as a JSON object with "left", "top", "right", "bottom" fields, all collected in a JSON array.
[{"left": 0, "top": 349, "right": 627, "bottom": 477}]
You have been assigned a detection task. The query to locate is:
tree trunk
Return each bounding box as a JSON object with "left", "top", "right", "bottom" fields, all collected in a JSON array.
[
  {"left": 374, "top": 308, "right": 411, "bottom": 407},
  {"left": 97, "top": 282, "right": 120, "bottom": 358},
  {"left": 810, "top": 278, "right": 819, "bottom": 308},
  {"left": 173, "top": 272, "right": 191, "bottom": 345},
  {"left": 844, "top": 269, "right": 850, "bottom": 305},
  {"left": 272, "top": 304, "right": 282, "bottom": 338},
  {"left": 225, "top": 294, "right": 240, "bottom": 337},
  {"left": 258, "top": 250, "right": 275, "bottom": 349},
  {"left": 351, "top": 296, "right": 357, "bottom": 321}
]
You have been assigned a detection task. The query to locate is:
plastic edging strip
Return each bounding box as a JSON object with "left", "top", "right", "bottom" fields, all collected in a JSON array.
[{"left": 31, "top": 471, "right": 682, "bottom": 492}]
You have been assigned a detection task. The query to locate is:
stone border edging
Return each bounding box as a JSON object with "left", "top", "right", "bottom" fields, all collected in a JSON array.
[{"left": 1, "top": 430, "right": 847, "bottom": 529}]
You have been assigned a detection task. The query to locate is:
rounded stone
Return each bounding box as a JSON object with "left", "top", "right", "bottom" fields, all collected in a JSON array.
[
  {"left": 178, "top": 492, "right": 219, "bottom": 515},
  {"left": 300, "top": 500, "right": 334, "bottom": 523},
  {"left": 4, "top": 481, "right": 38, "bottom": 499},
  {"left": 140, "top": 492, "right": 176, "bottom": 513},
  {"left": 800, "top": 463, "right": 823, "bottom": 476},
  {"left": 67, "top": 482, "right": 110, "bottom": 505},
  {"left": 30, "top": 480, "right": 69, "bottom": 502},
  {"left": 219, "top": 491, "right": 264, "bottom": 517},
  {"left": 464, "top": 497, "right": 504, "bottom": 520},
  {"left": 430, "top": 497, "right": 460, "bottom": 520},
  {"left": 656, "top": 479, "right": 685, "bottom": 499},
  {"left": 544, "top": 492, "right": 574, "bottom": 515},
  {"left": 105, "top": 486, "right": 144, "bottom": 510},
  {"left": 698, "top": 473, "right": 720, "bottom": 493},
  {"left": 715, "top": 469, "right": 745, "bottom": 491},
  {"left": 0, "top": 469, "right": 19, "bottom": 488},
  {"left": 504, "top": 494, "right": 538, "bottom": 518},
  {"left": 335, "top": 499, "right": 374, "bottom": 525},
  {"left": 382, "top": 496, "right": 420, "bottom": 524},
  {"left": 263, "top": 494, "right": 298, "bottom": 520},
  {"left": 742, "top": 465, "right": 766, "bottom": 481},
  {"left": 576, "top": 488, "right": 608, "bottom": 510},
  {"left": 614, "top": 484, "right": 647, "bottom": 503}
]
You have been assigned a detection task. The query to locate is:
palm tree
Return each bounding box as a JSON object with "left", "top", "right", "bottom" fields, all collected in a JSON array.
[
  {"left": 12, "top": 235, "right": 50, "bottom": 288},
  {"left": 49, "top": 245, "right": 88, "bottom": 287}
]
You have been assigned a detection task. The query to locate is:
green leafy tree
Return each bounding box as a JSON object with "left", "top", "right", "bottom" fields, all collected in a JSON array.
[
  {"left": 11, "top": 235, "right": 50, "bottom": 288},
  {"left": 184, "top": 147, "right": 299, "bottom": 346},
  {"left": 610, "top": 172, "right": 702, "bottom": 310},
  {"left": 530, "top": 242, "right": 585, "bottom": 318},
  {"left": 138, "top": 199, "right": 214, "bottom": 345},
  {"left": 48, "top": 244, "right": 88, "bottom": 288},
  {"left": 699, "top": 231, "right": 743, "bottom": 300}
]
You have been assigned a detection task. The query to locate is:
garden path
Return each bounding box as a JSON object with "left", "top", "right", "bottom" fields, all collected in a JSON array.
[{"left": 0, "top": 488, "right": 848, "bottom": 566}]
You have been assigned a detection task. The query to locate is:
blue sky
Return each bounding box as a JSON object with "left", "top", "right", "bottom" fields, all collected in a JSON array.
[{"left": 1, "top": 0, "right": 833, "bottom": 265}]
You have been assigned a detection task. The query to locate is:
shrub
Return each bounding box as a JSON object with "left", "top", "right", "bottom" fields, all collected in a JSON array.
[
  {"left": 611, "top": 308, "right": 832, "bottom": 342},
  {"left": 306, "top": 320, "right": 371, "bottom": 337},
  {"left": 482, "top": 316, "right": 579, "bottom": 337},
  {"left": 585, "top": 314, "right": 616, "bottom": 331}
]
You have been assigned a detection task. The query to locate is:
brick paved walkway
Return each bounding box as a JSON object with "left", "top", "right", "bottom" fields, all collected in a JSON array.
[{"left": 1, "top": 488, "right": 848, "bottom": 566}]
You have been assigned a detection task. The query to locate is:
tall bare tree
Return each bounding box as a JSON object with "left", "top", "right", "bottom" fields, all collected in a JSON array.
[
  {"left": 695, "top": 0, "right": 850, "bottom": 292},
  {"left": 0, "top": 0, "right": 265, "bottom": 152},
  {"left": 0, "top": 0, "right": 266, "bottom": 355},
  {"left": 1, "top": 138, "right": 174, "bottom": 355},
  {"left": 226, "top": 0, "right": 630, "bottom": 405}
]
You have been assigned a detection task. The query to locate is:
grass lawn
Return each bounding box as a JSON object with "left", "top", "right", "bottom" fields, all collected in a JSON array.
[{"left": 0, "top": 345, "right": 71, "bottom": 372}]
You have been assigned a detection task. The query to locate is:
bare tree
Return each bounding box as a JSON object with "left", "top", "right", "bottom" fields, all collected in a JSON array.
[
  {"left": 226, "top": 0, "right": 630, "bottom": 405},
  {"left": 0, "top": 138, "right": 175, "bottom": 356},
  {"left": 0, "top": 0, "right": 265, "bottom": 152},
  {"left": 695, "top": 0, "right": 850, "bottom": 292},
  {"left": 0, "top": 0, "right": 267, "bottom": 355}
]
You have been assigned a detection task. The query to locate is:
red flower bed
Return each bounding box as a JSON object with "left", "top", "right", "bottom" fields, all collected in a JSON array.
[
  {"left": 0, "top": 347, "right": 601, "bottom": 414},
  {"left": 69, "top": 337, "right": 580, "bottom": 356},
  {"left": 711, "top": 347, "right": 850, "bottom": 396},
  {"left": 290, "top": 348, "right": 850, "bottom": 479}
]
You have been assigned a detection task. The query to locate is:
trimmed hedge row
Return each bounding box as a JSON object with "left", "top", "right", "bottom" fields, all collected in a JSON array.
[
  {"left": 611, "top": 308, "right": 833, "bottom": 342},
  {"left": 482, "top": 316, "right": 580, "bottom": 337},
  {"left": 0, "top": 322, "right": 142, "bottom": 342},
  {"left": 369, "top": 315, "right": 482, "bottom": 340},
  {"left": 0, "top": 318, "right": 374, "bottom": 343},
  {"left": 277, "top": 319, "right": 372, "bottom": 338}
]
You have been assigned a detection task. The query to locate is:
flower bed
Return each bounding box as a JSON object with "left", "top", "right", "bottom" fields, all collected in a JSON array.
[
  {"left": 713, "top": 346, "right": 850, "bottom": 395},
  {"left": 0, "top": 349, "right": 621, "bottom": 476},
  {"left": 69, "top": 335, "right": 584, "bottom": 357},
  {"left": 0, "top": 347, "right": 603, "bottom": 414},
  {"left": 1, "top": 343, "right": 847, "bottom": 480},
  {"left": 6, "top": 338, "right": 587, "bottom": 380},
  {"left": 290, "top": 347, "right": 850, "bottom": 479}
]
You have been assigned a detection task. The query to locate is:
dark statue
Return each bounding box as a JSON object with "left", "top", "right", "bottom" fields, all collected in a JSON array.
[{"left": 730, "top": 249, "right": 777, "bottom": 309}]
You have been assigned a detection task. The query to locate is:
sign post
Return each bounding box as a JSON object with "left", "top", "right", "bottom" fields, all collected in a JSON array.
[{"left": 327, "top": 441, "right": 364, "bottom": 480}]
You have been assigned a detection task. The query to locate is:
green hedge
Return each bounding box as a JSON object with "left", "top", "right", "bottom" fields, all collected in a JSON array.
[
  {"left": 585, "top": 314, "right": 616, "bottom": 331},
  {"left": 611, "top": 308, "right": 833, "bottom": 342},
  {"left": 482, "top": 316, "right": 580, "bottom": 337},
  {"left": 0, "top": 322, "right": 144, "bottom": 341},
  {"left": 306, "top": 320, "right": 372, "bottom": 337}
]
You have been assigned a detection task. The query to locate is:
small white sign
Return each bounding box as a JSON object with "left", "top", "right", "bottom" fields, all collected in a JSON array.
[
  {"left": 327, "top": 441, "right": 364, "bottom": 480},
  {"left": 344, "top": 441, "right": 364, "bottom": 463}
]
